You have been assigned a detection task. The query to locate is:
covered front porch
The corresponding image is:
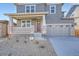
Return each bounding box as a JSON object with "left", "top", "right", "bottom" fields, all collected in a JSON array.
[{"left": 5, "top": 12, "right": 48, "bottom": 35}]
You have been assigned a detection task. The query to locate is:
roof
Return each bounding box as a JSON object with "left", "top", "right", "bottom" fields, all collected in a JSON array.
[
  {"left": 14, "top": 3, "right": 63, "bottom": 6},
  {"left": 4, "top": 12, "right": 48, "bottom": 19},
  {"left": 66, "top": 5, "right": 79, "bottom": 17},
  {"left": 5, "top": 12, "right": 48, "bottom": 16}
]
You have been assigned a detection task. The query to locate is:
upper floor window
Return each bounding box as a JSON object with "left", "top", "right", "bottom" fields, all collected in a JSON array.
[
  {"left": 25, "top": 5, "right": 36, "bottom": 13},
  {"left": 50, "top": 5, "right": 56, "bottom": 14},
  {"left": 26, "top": 6, "right": 30, "bottom": 12}
]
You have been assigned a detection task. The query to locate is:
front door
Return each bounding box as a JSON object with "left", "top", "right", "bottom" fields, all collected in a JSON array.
[{"left": 36, "top": 19, "right": 41, "bottom": 32}]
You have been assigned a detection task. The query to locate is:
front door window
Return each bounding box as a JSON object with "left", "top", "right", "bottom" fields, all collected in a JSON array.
[{"left": 21, "top": 20, "right": 31, "bottom": 27}]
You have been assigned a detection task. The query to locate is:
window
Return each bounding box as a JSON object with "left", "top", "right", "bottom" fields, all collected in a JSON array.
[
  {"left": 21, "top": 21, "right": 26, "bottom": 27},
  {"left": 26, "top": 20, "right": 31, "bottom": 27},
  {"left": 25, "top": 5, "right": 36, "bottom": 13},
  {"left": 31, "top": 6, "right": 35, "bottom": 12},
  {"left": 50, "top": 5, "right": 56, "bottom": 14},
  {"left": 26, "top": 6, "right": 30, "bottom": 12},
  {"left": 21, "top": 20, "right": 31, "bottom": 27}
]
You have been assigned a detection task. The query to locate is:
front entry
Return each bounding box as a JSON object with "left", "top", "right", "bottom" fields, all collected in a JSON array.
[
  {"left": 35, "top": 19, "right": 41, "bottom": 33},
  {"left": 21, "top": 19, "right": 41, "bottom": 33}
]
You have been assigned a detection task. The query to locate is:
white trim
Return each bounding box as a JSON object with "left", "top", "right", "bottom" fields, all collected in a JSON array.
[
  {"left": 25, "top": 5, "right": 36, "bottom": 13},
  {"left": 42, "top": 15, "right": 46, "bottom": 26},
  {"left": 42, "top": 15, "right": 47, "bottom": 34},
  {"left": 50, "top": 5, "right": 56, "bottom": 14},
  {"left": 9, "top": 17, "right": 13, "bottom": 34},
  {"left": 21, "top": 20, "right": 32, "bottom": 27},
  {"left": 9, "top": 17, "right": 13, "bottom": 26}
]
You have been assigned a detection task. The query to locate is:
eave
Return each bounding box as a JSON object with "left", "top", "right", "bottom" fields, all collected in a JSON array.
[{"left": 4, "top": 12, "right": 48, "bottom": 19}]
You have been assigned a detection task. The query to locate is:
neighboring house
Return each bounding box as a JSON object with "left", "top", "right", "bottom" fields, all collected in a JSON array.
[
  {"left": 0, "top": 20, "right": 8, "bottom": 37},
  {"left": 5, "top": 3, "right": 74, "bottom": 37},
  {"left": 66, "top": 5, "right": 79, "bottom": 36}
]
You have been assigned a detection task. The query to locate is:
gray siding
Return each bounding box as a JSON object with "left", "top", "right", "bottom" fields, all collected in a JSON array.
[
  {"left": 16, "top": 3, "right": 46, "bottom": 13},
  {"left": 36, "top": 4, "right": 46, "bottom": 12},
  {"left": 45, "top": 4, "right": 64, "bottom": 24},
  {"left": 16, "top": 3, "right": 72, "bottom": 24},
  {"left": 17, "top": 5, "right": 25, "bottom": 13}
]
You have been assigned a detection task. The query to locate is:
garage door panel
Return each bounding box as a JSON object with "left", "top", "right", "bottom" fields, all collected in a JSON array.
[{"left": 47, "top": 24, "right": 72, "bottom": 36}]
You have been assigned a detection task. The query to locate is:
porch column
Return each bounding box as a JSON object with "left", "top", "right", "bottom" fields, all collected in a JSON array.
[
  {"left": 8, "top": 17, "right": 13, "bottom": 35},
  {"left": 42, "top": 15, "right": 46, "bottom": 34}
]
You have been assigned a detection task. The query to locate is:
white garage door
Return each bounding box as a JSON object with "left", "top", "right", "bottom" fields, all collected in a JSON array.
[{"left": 47, "top": 24, "right": 73, "bottom": 36}]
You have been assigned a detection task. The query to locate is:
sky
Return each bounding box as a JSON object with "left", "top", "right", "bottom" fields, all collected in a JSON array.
[
  {"left": 62, "top": 3, "right": 73, "bottom": 16},
  {"left": 0, "top": 3, "right": 16, "bottom": 20},
  {"left": 0, "top": 3, "right": 73, "bottom": 21}
]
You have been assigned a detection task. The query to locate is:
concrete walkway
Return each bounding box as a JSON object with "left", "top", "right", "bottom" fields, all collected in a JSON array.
[{"left": 48, "top": 36, "right": 79, "bottom": 56}]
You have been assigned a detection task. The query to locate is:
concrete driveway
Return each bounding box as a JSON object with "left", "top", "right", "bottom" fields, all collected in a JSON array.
[{"left": 48, "top": 36, "right": 79, "bottom": 56}]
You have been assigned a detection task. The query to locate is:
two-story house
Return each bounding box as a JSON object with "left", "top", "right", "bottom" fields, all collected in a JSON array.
[{"left": 5, "top": 3, "right": 74, "bottom": 37}]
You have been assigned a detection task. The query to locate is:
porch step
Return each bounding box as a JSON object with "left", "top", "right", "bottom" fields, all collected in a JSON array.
[
  {"left": 33, "top": 33, "right": 45, "bottom": 40},
  {"left": 33, "top": 33, "right": 42, "bottom": 37}
]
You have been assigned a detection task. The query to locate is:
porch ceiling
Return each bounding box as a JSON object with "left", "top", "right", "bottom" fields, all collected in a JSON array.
[{"left": 5, "top": 12, "right": 48, "bottom": 19}]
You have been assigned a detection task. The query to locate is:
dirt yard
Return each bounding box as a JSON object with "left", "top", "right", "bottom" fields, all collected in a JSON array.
[{"left": 0, "top": 37, "right": 56, "bottom": 56}]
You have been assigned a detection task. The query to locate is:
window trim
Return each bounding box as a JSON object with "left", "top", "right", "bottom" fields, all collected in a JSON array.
[
  {"left": 21, "top": 20, "right": 32, "bottom": 27},
  {"left": 50, "top": 5, "right": 56, "bottom": 14},
  {"left": 25, "top": 5, "right": 36, "bottom": 13}
]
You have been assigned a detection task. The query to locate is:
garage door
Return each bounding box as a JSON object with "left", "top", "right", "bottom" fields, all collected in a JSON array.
[{"left": 47, "top": 24, "right": 73, "bottom": 36}]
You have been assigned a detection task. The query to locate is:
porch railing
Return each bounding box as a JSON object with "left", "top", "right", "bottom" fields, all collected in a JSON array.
[{"left": 11, "top": 26, "right": 34, "bottom": 34}]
